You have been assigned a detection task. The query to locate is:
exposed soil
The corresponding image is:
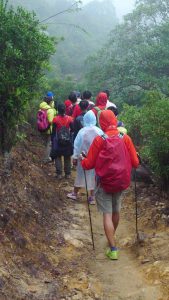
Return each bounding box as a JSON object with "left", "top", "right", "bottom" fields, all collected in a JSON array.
[{"left": 0, "top": 129, "right": 169, "bottom": 300}]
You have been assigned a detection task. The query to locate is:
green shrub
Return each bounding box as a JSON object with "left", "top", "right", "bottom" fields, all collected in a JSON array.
[
  {"left": 0, "top": 0, "right": 55, "bottom": 153},
  {"left": 120, "top": 92, "right": 169, "bottom": 189}
]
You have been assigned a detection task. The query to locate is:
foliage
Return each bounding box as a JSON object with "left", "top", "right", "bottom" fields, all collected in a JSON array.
[
  {"left": 9, "top": 0, "right": 118, "bottom": 78},
  {"left": 0, "top": 0, "right": 56, "bottom": 153},
  {"left": 141, "top": 92, "right": 169, "bottom": 188},
  {"left": 119, "top": 91, "right": 169, "bottom": 189},
  {"left": 85, "top": 0, "right": 169, "bottom": 107},
  {"left": 47, "top": 76, "right": 78, "bottom": 103},
  {"left": 119, "top": 104, "right": 143, "bottom": 147}
]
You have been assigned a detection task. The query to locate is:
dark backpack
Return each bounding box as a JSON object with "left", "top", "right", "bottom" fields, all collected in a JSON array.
[
  {"left": 95, "top": 133, "right": 132, "bottom": 193},
  {"left": 37, "top": 109, "right": 50, "bottom": 132},
  {"left": 57, "top": 119, "right": 71, "bottom": 146}
]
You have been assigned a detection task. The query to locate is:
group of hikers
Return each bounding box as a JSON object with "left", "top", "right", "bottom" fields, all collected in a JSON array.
[{"left": 37, "top": 90, "right": 139, "bottom": 260}]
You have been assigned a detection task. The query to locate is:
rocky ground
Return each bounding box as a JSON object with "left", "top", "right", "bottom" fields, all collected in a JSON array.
[{"left": 0, "top": 129, "right": 169, "bottom": 300}]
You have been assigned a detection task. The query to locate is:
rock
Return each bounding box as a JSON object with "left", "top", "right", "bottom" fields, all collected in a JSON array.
[
  {"left": 0, "top": 277, "right": 5, "bottom": 289},
  {"left": 64, "top": 230, "right": 91, "bottom": 243},
  {"left": 10, "top": 229, "right": 27, "bottom": 248},
  {"left": 131, "top": 165, "right": 153, "bottom": 183},
  {"left": 153, "top": 261, "right": 161, "bottom": 266},
  {"left": 72, "top": 292, "right": 83, "bottom": 300},
  {"left": 154, "top": 280, "right": 160, "bottom": 285},
  {"left": 119, "top": 237, "right": 133, "bottom": 247},
  {"left": 161, "top": 267, "right": 169, "bottom": 276},
  {"left": 141, "top": 259, "right": 150, "bottom": 264},
  {"left": 64, "top": 233, "right": 84, "bottom": 248}
]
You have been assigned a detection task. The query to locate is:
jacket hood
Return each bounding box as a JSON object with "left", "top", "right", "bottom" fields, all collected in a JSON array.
[
  {"left": 64, "top": 99, "right": 72, "bottom": 107},
  {"left": 83, "top": 110, "right": 96, "bottom": 127},
  {"left": 99, "top": 110, "right": 117, "bottom": 132},
  {"left": 96, "top": 92, "right": 107, "bottom": 106},
  {"left": 39, "top": 102, "right": 52, "bottom": 110}
]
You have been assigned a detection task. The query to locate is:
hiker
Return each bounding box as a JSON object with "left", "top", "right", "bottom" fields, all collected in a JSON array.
[
  {"left": 73, "top": 100, "right": 89, "bottom": 141},
  {"left": 91, "top": 92, "right": 108, "bottom": 126},
  {"left": 66, "top": 91, "right": 78, "bottom": 116},
  {"left": 82, "top": 90, "right": 95, "bottom": 110},
  {"left": 72, "top": 91, "right": 83, "bottom": 119},
  {"left": 38, "top": 91, "right": 56, "bottom": 163},
  {"left": 102, "top": 89, "right": 117, "bottom": 109},
  {"left": 81, "top": 110, "right": 139, "bottom": 260},
  {"left": 52, "top": 103, "right": 73, "bottom": 179},
  {"left": 64, "top": 99, "right": 72, "bottom": 116},
  {"left": 75, "top": 91, "right": 82, "bottom": 104},
  {"left": 67, "top": 110, "right": 103, "bottom": 204},
  {"left": 72, "top": 90, "right": 94, "bottom": 120}
]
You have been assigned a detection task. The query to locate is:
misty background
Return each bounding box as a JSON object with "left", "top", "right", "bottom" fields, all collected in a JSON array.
[
  {"left": 82, "top": 0, "right": 135, "bottom": 19},
  {"left": 9, "top": 0, "right": 135, "bottom": 80}
]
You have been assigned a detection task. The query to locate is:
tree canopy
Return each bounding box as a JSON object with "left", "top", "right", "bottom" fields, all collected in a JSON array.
[
  {"left": 85, "top": 0, "right": 169, "bottom": 105},
  {"left": 0, "top": 0, "right": 56, "bottom": 153},
  {"left": 9, "top": 0, "right": 118, "bottom": 78}
]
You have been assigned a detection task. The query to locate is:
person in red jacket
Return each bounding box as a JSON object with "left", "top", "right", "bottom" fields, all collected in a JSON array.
[
  {"left": 81, "top": 110, "right": 139, "bottom": 260},
  {"left": 64, "top": 99, "right": 72, "bottom": 116},
  {"left": 52, "top": 103, "right": 74, "bottom": 179},
  {"left": 92, "top": 92, "right": 108, "bottom": 116}
]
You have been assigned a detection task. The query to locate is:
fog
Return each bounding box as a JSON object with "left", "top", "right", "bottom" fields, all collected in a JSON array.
[{"left": 82, "top": 0, "right": 135, "bottom": 19}]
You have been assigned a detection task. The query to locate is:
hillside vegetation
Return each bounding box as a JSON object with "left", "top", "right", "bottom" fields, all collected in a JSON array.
[{"left": 0, "top": 0, "right": 169, "bottom": 189}]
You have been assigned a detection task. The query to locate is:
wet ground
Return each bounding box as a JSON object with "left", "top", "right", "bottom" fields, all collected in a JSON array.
[{"left": 0, "top": 130, "right": 169, "bottom": 299}]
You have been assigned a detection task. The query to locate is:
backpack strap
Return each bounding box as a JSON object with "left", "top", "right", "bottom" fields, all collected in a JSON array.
[
  {"left": 118, "top": 132, "right": 124, "bottom": 139},
  {"left": 94, "top": 107, "right": 107, "bottom": 128},
  {"left": 94, "top": 107, "right": 101, "bottom": 112},
  {"left": 101, "top": 133, "right": 124, "bottom": 140},
  {"left": 101, "top": 134, "right": 108, "bottom": 140}
]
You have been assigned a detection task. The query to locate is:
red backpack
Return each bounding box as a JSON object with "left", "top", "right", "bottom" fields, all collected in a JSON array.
[
  {"left": 95, "top": 133, "right": 132, "bottom": 193},
  {"left": 37, "top": 109, "right": 50, "bottom": 132}
]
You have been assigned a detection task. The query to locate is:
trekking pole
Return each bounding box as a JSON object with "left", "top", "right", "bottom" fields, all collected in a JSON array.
[
  {"left": 134, "top": 169, "right": 139, "bottom": 241},
  {"left": 83, "top": 169, "right": 95, "bottom": 251}
]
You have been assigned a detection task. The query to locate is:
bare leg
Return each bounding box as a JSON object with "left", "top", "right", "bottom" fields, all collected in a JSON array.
[
  {"left": 112, "top": 212, "right": 120, "bottom": 232},
  {"left": 103, "top": 213, "right": 116, "bottom": 247}
]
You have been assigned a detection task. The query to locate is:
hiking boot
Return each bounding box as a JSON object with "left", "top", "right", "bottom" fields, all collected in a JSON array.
[
  {"left": 106, "top": 248, "right": 118, "bottom": 260},
  {"left": 67, "top": 192, "right": 77, "bottom": 200},
  {"left": 88, "top": 196, "right": 96, "bottom": 205},
  {"left": 56, "top": 174, "right": 62, "bottom": 179}
]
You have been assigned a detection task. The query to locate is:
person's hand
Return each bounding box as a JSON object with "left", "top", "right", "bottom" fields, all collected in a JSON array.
[
  {"left": 80, "top": 151, "right": 87, "bottom": 161},
  {"left": 137, "top": 152, "right": 142, "bottom": 164}
]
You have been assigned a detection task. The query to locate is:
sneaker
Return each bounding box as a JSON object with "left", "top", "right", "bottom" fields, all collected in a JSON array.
[
  {"left": 65, "top": 175, "right": 71, "bottom": 179},
  {"left": 67, "top": 192, "right": 77, "bottom": 200},
  {"left": 88, "top": 196, "right": 96, "bottom": 205},
  {"left": 43, "top": 157, "right": 52, "bottom": 164},
  {"left": 106, "top": 248, "right": 118, "bottom": 260}
]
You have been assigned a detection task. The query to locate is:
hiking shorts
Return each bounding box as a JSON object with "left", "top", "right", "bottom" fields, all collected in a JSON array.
[{"left": 95, "top": 186, "right": 122, "bottom": 214}]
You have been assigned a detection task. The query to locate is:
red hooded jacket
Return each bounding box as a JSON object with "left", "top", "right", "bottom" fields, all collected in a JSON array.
[
  {"left": 81, "top": 110, "right": 139, "bottom": 170},
  {"left": 92, "top": 92, "right": 108, "bottom": 116}
]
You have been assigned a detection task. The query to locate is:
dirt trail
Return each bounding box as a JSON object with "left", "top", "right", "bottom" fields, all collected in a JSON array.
[
  {"left": 88, "top": 202, "right": 162, "bottom": 300},
  {"left": 0, "top": 133, "right": 169, "bottom": 300},
  {"left": 64, "top": 183, "right": 169, "bottom": 300}
]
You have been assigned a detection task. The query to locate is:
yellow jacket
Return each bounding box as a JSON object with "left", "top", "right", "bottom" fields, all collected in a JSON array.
[{"left": 39, "top": 101, "right": 57, "bottom": 134}]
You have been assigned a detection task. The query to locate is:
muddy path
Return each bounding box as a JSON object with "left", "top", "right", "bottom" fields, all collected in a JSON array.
[
  {"left": 68, "top": 188, "right": 168, "bottom": 300},
  {"left": 0, "top": 132, "right": 169, "bottom": 300},
  {"left": 88, "top": 202, "right": 162, "bottom": 300}
]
